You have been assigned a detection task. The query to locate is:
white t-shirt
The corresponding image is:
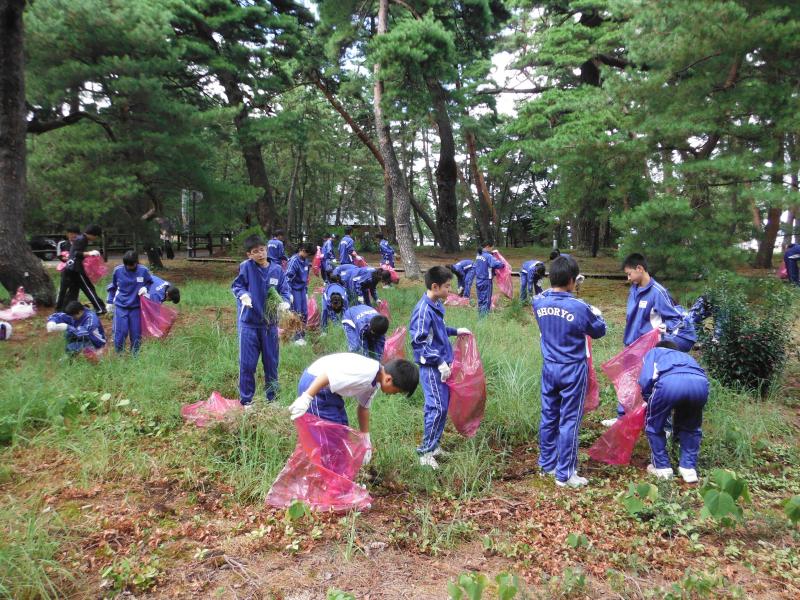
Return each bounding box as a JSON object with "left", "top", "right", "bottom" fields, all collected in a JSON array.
[{"left": 307, "top": 353, "right": 381, "bottom": 408}]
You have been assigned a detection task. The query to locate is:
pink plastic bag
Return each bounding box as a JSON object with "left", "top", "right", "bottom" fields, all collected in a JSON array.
[
  {"left": 307, "top": 296, "right": 320, "bottom": 330},
  {"left": 778, "top": 262, "right": 788, "bottom": 279},
  {"left": 600, "top": 329, "right": 660, "bottom": 414},
  {"left": 59, "top": 256, "right": 107, "bottom": 283},
  {"left": 354, "top": 255, "right": 368, "bottom": 267},
  {"left": 382, "top": 326, "right": 407, "bottom": 363},
  {"left": 493, "top": 251, "right": 513, "bottom": 299},
  {"left": 312, "top": 247, "right": 322, "bottom": 277},
  {"left": 181, "top": 391, "right": 242, "bottom": 427},
  {"left": 588, "top": 402, "right": 647, "bottom": 465},
  {"left": 584, "top": 337, "right": 600, "bottom": 413},
  {"left": 444, "top": 293, "right": 471, "bottom": 307},
  {"left": 267, "top": 414, "right": 372, "bottom": 512},
  {"left": 379, "top": 263, "right": 400, "bottom": 284},
  {"left": 376, "top": 298, "right": 390, "bottom": 320},
  {"left": 140, "top": 296, "right": 178, "bottom": 338},
  {"left": 447, "top": 333, "right": 487, "bottom": 437},
  {"left": 490, "top": 294, "right": 499, "bottom": 310},
  {"left": 82, "top": 347, "right": 105, "bottom": 364},
  {"left": 0, "top": 287, "right": 36, "bottom": 321}
]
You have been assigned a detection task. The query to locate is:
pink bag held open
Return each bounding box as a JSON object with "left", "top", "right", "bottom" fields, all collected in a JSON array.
[
  {"left": 354, "top": 255, "right": 368, "bottom": 267},
  {"left": 600, "top": 329, "right": 660, "bottom": 414},
  {"left": 267, "top": 414, "right": 372, "bottom": 513},
  {"left": 447, "top": 333, "right": 487, "bottom": 437},
  {"left": 493, "top": 251, "right": 513, "bottom": 299},
  {"left": 306, "top": 296, "right": 320, "bottom": 330},
  {"left": 140, "top": 296, "right": 178, "bottom": 338},
  {"left": 312, "top": 246, "right": 322, "bottom": 277},
  {"left": 444, "top": 293, "right": 471, "bottom": 307},
  {"left": 382, "top": 326, "right": 407, "bottom": 363},
  {"left": 588, "top": 402, "right": 647, "bottom": 465},
  {"left": 376, "top": 298, "right": 391, "bottom": 320},
  {"left": 181, "top": 391, "right": 242, "bottom": 427},
  {"left": 584, "top": 336, "right": 600, "bottom": 413}
]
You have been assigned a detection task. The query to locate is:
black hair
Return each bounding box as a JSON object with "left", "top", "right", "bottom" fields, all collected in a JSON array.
[
  {"left": 85, "top": 224, "right": 102, "bottom": 236},
  {"left": 383, "top": 359, "right": 419, "bottom": 397},
  {"left": 369, "top": 315, "right": 389, "bottom": 337},
  {"left": 549, "top": 249, "right": 560, "bottom": 261},
  {"left": 622, "top": 253, "right": 648, "bottom": 272},
  {"left": 344, "top": 226, "right": 353, "bottom": 234},
  {"left": 66, "top": 225, "right": 80, "bottom": 234},
  {"left": 323, "top": 232, "right": 332, "bottom": 239},
  {"left": 329, "top": 273, "right": 341, "bottom": 284},
  {"left": 534, "top": 262, "right": 546, "bottom": 278},
  {"left": 656, "top": 340, "right": 680, "bottom": 351},
  {"left": 481, "top": 240, "right": 493, "bottom": 249},
  {"left": 375, "top": 232, "right": 384, "bottom": 239},
  {"left": 273, "top": 229, "right": 284, "bottom": 238},
  {"left": 166, "top": 286, "right": 181, "bottom": 304},
  {"left": 244, "top": 234, "right": 266, "bottom": 253},
  {"left": 549, "top": 255, "right": 579, "bottom": 288},
  {"left": 64, "top": 300, "right": 85, "bottom": 316},
  {"left": 371, "top": 269, "right": 391, "bottom": 284},
  {"left": 122, "top": 250, "right": 138, "bottom": 267},
  {"left": 301, "top": 242, "right": 316, "bottom": 255},
  {"left": 424, "top": 265, "right": 452, "bottom": 289},
  {"left": 329, "top": 292, "right": 344, "bottom": 307}
]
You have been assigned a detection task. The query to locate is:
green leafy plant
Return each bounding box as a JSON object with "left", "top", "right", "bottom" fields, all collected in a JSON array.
[
  {"left": 286, "top": 500, "right": 311, "bottom": 523},
  {"left": 565, "top": 532, "right": 588, "bottom": 549},
  {"left": 327, "top": 589, "right": 356, "bottom": 600},
  {"left": 699, "top": 469, "right": 751, "bottom": 527},
  {"left": 448, "top": 572, "right": 489, "bottom": 600},
  {"left": 620, "top": 482, "right": 659, "bottom": 516},
  {"left": 784, "top": 495, "right": 800, "bottom": 525}
]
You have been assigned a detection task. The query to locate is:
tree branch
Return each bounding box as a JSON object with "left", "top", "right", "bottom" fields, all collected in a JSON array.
[{"left": 26, "top": 110, "right": 116, "bottom": 141}]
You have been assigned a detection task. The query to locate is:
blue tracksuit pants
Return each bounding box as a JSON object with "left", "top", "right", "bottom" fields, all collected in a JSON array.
[
  {"left": 291, "top": 289, "right": 308, "bottom": 339},
  {"left": 645, "top": 374, "right": 708, "bottom": 469},
  {"left": 476, "top": 279, "right": 492, "bottom": 315},
  {"left": 417, "top": 365, "right": 450, "bottom": 455},
  {"left": 463, "top": 269, "right": 475, "bottom": 298},
  {"left": 539, "top": 361, "right": 588, "bottom": 482},
  {"left": 238, "top": 323, "right": 279, "bottom": 405},
  {"left": 113, "top": 306, "right": 142, "bottom": 353},
  {"left": 298, "top": 370, "right": 348, "bottom": 425}
]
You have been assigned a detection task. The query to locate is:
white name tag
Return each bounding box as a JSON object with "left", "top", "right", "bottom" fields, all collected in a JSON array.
[
  {"left": 639, "top": 300, "right": 648, "bottom": 308},
  {"left": 269, "top": 278, "right": 278, "bottom": 285},
  {"left": 136, "top": 277, "right": 144, "bottom": 282}
]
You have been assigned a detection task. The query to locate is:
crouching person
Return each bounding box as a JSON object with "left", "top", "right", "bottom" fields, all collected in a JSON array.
[
  {"left": 639, "top": 340, "right": 710, "bottom": 484},
  {"left": 46, "top": 300, "right": 106, "bottom": 355}
]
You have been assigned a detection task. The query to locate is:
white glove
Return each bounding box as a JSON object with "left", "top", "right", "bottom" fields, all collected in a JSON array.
[
  {"left": 457, "top": 287, "right": 464, "bottom": 296},
  {"left": 108, "top": 304, "right": 115, "bottom": 314},
  {"left": 357, "top": 296, "right": 364, "bottom": 304},
  {"left": 589, "top": 305, "right": 603, "bottom": 317},
  {"left": 363, "top": 433, "right": 372, "bottom": 465},
  {"left": 138, "top": 286, "right": 148, "bottom": 296},
  {"left": 240, "top": 294, "right": 253, "bottom": 308},
  {"left": 289, "top": 393, "right": 313, "bottom": 420},
  {"left": 278, "top": 301, "right": 290, "bottom": 313},
  {"left": 87, "top": 250, "right": 101, "bottom": 257},
  {"left": 457, "top": 328, "right": 471, "bottom": 336},
  {"left": 438, "top": 362, "right": 452, "bottom": 382},
  {"left": 576, "top": 274, "right": 585, "bottom": 285},
  {"left": 46, "top": 321, "right": 68, "bottom": 332},
  {"left": 657, "top": 323, "right": 667, "bottom": 334}
]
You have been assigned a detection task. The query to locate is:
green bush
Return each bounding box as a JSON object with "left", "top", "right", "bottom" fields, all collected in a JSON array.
[{"left": 230, "top": 225, "right": 267, "bottom": 256}]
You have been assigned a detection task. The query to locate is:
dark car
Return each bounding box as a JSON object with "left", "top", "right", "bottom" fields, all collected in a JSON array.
[{"left": 29, "top": 235, "right": 66, "bottom": 261}]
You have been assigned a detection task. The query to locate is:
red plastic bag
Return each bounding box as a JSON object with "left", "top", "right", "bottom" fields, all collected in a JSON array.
[
  {"left": 444, "top": 293, "right": 471, "bottom": 307},
  {"left": 0, "top": 287, "right": 36, "bottom": 321},
  {"left": 376, "top": 298, "right": 390, "bottom": 320},
  {"left": 490, "top": 294, "right": 499, "bottom": 310},
  {"left": 588, "top": 402, "right": 647, "bottom": 465},
  {"left": 600, "top": 329, "right": 660, "bottom": 414},
  {"left": 354, "top": 255, "right": 368, "bottom": 267},
  {"left": 307, "top": 296, "right": 320, "bottom": 330},
  {"left": 584, "top": 336, "right": 600, "bottom": 413},
  {"left": 140, "top": 296, "right": 178, "bottom": 338},
  {"left": 493, "top": 251, "right": 513, "bottom": 298},
  {"left": 312, "top": 247, "right": 322, "bottom": 277},
  {"left": 82, "top": 347, "right": 105, "bottom": 364},
  {"left": 447, "top": 333, "right": 487, "bottom": 437},
  {"left": 267, "top": 414, "right": 372, "bottom": 512},
  {"left": 181, "top": 391, "right": 242, "bottom": 427},
  {"left": 382, "top": 326, "right": 406, "bottom": 363},
  {"left": 379, "top": 263, "right": 400, "bottom": 284},
  {"left": 778, "top": 262, "right": 788, "bottom": 279}
]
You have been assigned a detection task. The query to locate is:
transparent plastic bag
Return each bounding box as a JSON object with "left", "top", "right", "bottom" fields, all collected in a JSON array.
[
  {"left": 584, "top": 336, "right": 600, "bottom": 413},
  {"left": 382, "top": 326, "right": 407, "bottom": 363},
  {"left": 600, "top": 329, "right": 660, "bottom": 414},
  {"left": 0, "top": 288, "right": 35, "bottom": 321},
  {"left": 140, "top": 296, "right": 178, "bottom": 338},
  {"left": 376, "top": 298, "right": 390, "bottom": 321},
  {"left": 493, "top": 251, "right": 513, "bottom": 298},
  {"left": 306, "top": 296, "right": 320, "bottom": 330},
  {"left": 266, "top": 414, "right": 372, "bottom": 512},
  {"left": 181, "top": 391, "right": 242, "bottom": 427},
  {"left": 588, "top": 402, "right": 647, "bottom": 465},
  {"left": 444, "top": 293, "right": 471, "bottom": 307},
  {"left": 312, "top": 247, "right": 322, "bottom": 277},
  {"left": 447, "top": 333, "right": 487, "bottom": 437}
]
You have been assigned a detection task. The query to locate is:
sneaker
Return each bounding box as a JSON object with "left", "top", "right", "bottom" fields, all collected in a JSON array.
[
  {"left": 293, "top": 339, "right": 307, "bottom": 346},
  {"left": 432, "top": 446, "right": 450, "bottom": 457},
  {"left": 539, "top": 468, "right": 556, "bottom": 477},
  {"left": 601, "top": 418, "right": 618, "bottom": 427},
  {"left": 555, "top": 474, "right": 588, "bottom": 488},
  {"left": 665, "top": 429, "right": 672, "bottom": 440},
  {"left": 647, "top": 464, "right": 674, "bottom": 480},
  {"left": 679, "top": 467, "right": 698, "bottom": 483},
  {"left": 419, "top": 452, "right": 439, "bottom": 470},
  {"left": 242, "top": 403, "right": 254, "bottom": 412}
]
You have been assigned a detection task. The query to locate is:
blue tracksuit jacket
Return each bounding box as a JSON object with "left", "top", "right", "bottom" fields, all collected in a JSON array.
[
  {"left": 342, "top": 305, "right": 385, "bottom": 360},
  {"left": 321, "top": 238, "right": 335, "bottom": 277},
  {"left": 286, "top": 253, "right": 310, "bottom": 334},
  {"left": 451, "top": 260, "right": 475, "bottom": 297},
  {"left": 623, "top": 278, "right": 682, "bottom": 346},
  {"left": 267, "top": 238, "right": 287, "bottom": 265},
  {"left": 351, "top": 267, "right": 379, "bottom": 306},
  {"left": 533, "top": 289, "right": 607, "bottom": 482},
  {"left": 474, "top": 251, "right": 503, "bottom": 314},
  {"left": 519, "top": 260, "right": 545, "bottom": 301},
  {"left": 409, "top": 293, "right": 458, "bottom": 454},
  {"left": 379, "top": 239, "right": 395, "bottom": 267},
  {"left": 107, "top": 264, "right": 153, "bottom": 353},
  {"left": 639, "top": 347, "right": 709, "bottom": 470},
  {"left": 339, "top": 235, "right": 356, "bottom": 264},
  {"left": 322, "top": 282, "right": 349, "bottom": 328},
  {"left": 332, "top": 264, "right": 358, "bottom": 292},
  {"left": 784, "top": 243, "right": 800, "bottom": 284},
  {"left": 48, "top": 310, "right": 106, "bottom": 353},
  {"left": 663, "top": 304, "right": 697, "bottom": 352},
  {"left": 147, "top": 274, "right": 171, "bottom": 304}
]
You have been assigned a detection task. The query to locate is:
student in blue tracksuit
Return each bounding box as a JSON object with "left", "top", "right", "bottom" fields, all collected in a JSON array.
[
  {"left": 106, "top": 251, "right": 153, "bottom": 353},
  {"left": 639, "top": 340, "right": 709, "bottom": 483},
  {"left": 448, "top": 260, "right": 475, "bottom": 298},
  {"left": 533, "top": 255, "right": 607, "bottom": 488},
  {"left": 474, "top": 242, "right": 503, "bottom": 315},
  {"left": 231, "top": 235, "right": 291, "bottom": 408},
  {"left": 46, "top": 300, "right": 106, "bottom": 354},
  {"left": 342, "top": 305, "right": 389, "bottom": 360},
  {"left": 321, "top": 282, "right": 349, "bottom": 329},
  {"left": 409, "top": 266, "right": 471, "bottom": 469},
  {"left": 288, "top": 353, "right": 419, "bottom": 466},
  {"left": 331, "top": 263, "right": 359, "bottom": 302},
  {"left": 267, "top": 230, "right": 288, "bottom": 267},
  {"left": 519, "top": 260, "right": 546, "bottom": 302},
  {"left": 376, "top": 233, "right": 395, "bottom": 267},
  {"left": 663, "top": 303, "right": 697, "bottom": 352},
  {"left": 783, "top": 241, "right": 800, "bottom": 285},
  {"left": 146, "top": 274, "right": 180, "bottom": 304},
  {"left": 286, "top": 243, "right": 315, "bottom": 345},
  {"left": 320, "top": 233, "right": 336, "bottom": 282},
  {"left": 350, "top": 267, "right": 391, "bottom": 307},
  {"left": 339, "top": 227, "right": 357, "bottom": 265}
]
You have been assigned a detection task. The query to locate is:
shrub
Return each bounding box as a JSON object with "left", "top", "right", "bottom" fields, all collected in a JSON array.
[{"left": 230, "top": 225, "right": 267, "bottom": 256}]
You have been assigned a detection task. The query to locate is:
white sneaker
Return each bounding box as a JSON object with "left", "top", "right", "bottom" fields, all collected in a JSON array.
[
  {"left": 647, "top": 464, "right": 674, "bottom": 480},
  {"left": 679, "top": 467, "right": 698, "bottom": 483},
  {"left": 539, "top": 468, "right": 556, "bottom": 477},
  {"left": 419, "top": 453, "right": 439, "bottom": 470},
  {"left": 601, "top": 418, "right": 618, "bottom": 427},
  {"left": 432, "top": 446, "right": 449, "bottom": 457},
  {"left": 555, "top": 474, "right": 588, "bottom": 488},
  {"left": 242, "top": 403, "right": 254, "bottom": 412},
  {"left": 293, "top": 338, "right": 307, "bottom": 346}
]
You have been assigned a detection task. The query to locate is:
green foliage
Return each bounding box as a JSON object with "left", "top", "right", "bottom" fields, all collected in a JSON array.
[
  {"left": 231, "top": 226, "right": 267, "bottom": 255},
  {"left": 100, "top": 556, "right": 162, "bottom": 594},
  {"left": 620, "top": 481, "right": 695, "bottom": 538},
  {"left": 327, "top": 590, "right": 356, "bottom": 600},
  {"left": 286, "top": 500, "right": 311, "bottom": 523},
  {"left": 785, "top": 495, "right": 800, "bottom": 525},
  {"left": 565, "top": 532, "right": 588, "bottom": 549},
  {"left": 448, "top": 572, "right": 489, "bottom": 600},
  {"left": 700, "top": 469, "right": 751, "bottom": 527},
  {"left": 660, "top": 569, "right": 744, "bottom": 600},
  {"left": 620, "top": 482, "right": 659, "bottom": 516}
]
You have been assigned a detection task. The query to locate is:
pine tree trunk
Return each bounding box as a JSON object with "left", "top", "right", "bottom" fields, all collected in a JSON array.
[
  {"left": 465, "top": 130, "right": 494, "bottom": 242},
  {"left": 755, "top": 137, "right": 786, "bottom": 268},
  {"left": 286, "top": 149, "right": 300, "bottom": 240},
  {"left": 0, "top": 0, "right": 55, "bottom": 305},
  {"left": 374, "top": 0, "right": 420, "bottom": 279}
]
